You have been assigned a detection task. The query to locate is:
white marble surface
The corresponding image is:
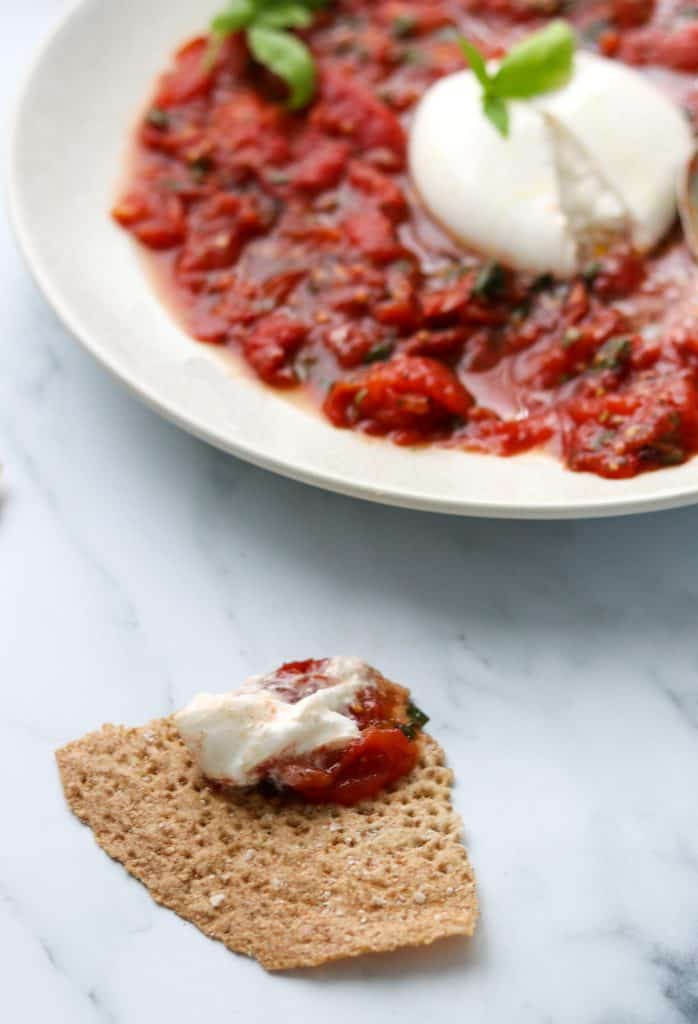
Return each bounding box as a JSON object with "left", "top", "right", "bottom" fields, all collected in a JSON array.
[{"left": 4, "top": 4, "right": 698, "bottom": 1022}]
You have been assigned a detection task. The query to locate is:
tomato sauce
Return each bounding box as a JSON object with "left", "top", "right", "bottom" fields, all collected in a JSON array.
[
  {"left": 250, "top": 659, "right": 424, "bottom": 805},
  {"left": 113, "top": 0, "right": 698, "bottom": 479}
]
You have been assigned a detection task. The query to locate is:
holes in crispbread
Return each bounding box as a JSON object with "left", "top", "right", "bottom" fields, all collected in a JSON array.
[{"left": 56, "top": 724, "right": 476, "bottom": 970}]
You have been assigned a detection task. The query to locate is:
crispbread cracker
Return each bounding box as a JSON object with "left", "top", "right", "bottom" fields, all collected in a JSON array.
[{"left": 56, "top": 718, "right": 477, "bottom": 970}]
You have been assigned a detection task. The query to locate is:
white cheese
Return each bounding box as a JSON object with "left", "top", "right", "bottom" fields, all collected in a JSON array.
[
  {"left": 408, "top": 52, "right": 693, "bottom": 277},
  {"left": 410, "top": 71, "right": 576, "bottom": 275},
  {"left": 174, "top": 657, "right": 373, "bottom": 786},
  {"left": 545, "top": 114, "right": 627, "bottom": 256},
  {"left": 542, "top": 53, "right": 692, "bottom": 253}
]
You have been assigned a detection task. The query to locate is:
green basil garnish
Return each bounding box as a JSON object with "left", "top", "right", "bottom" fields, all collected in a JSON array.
[
  {"left": 211, "top": 0, "right": 328, "bottom": 109},
  {"left": 248, "top": 25, "right": 316, "bottom": 109},
  {"left": 459, "top": 21, "right": 576, "bottom": 138},
  {"left": 255, "top": 1, "right": 315, "bottom": 29},
  {"left": 400, "top": 700, "right": 430, "bottom": 740},
  {"left": 211, "top": 0, "right": 257, "bottom": 34}
]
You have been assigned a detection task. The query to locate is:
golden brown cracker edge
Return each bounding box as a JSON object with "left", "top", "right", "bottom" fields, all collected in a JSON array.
[{"left": 56, "top": 717, "right": 477, "bottom": 970}]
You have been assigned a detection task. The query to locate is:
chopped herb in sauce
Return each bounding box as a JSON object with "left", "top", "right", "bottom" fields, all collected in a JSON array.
[
  {"left": 146, "top": 107, "right": 170, "bottom": 129},
  {"left": 440, "top": 263, "right": 471, "bottom": 282},
  {"left": 268, "top": 169, "right": 291, "bottom": 185},
  {"left": 593, "top": 428, "right": 616, "bottom": 449},
  {"left": 391, "top": 259, "right": 415, "bottom": 275},
  {"left": 363, "top": 340, "right": 395, "bottom": 364},
  {"left": 593, "top": 335, "right": 631, "bottom": 371},
  {"left": 582, "top": 261, "right": 601, "bottom": 285},
  {"left": 531, "top": 272, "right": 555, "bottom": 292},
  {"left": 400, "top": 45, "right": 426, "bottom": 66},
  {"left": 460, "top": 21, "right": 575, "bottom": 137},
  {"left": 391, "top": 14, "right": 417, "bottom": 38},
  {"left": 211, "top": 0, "right": 329, "bottom": 109},
  {"left": 472, "top": 261, "right": 506, "bottom": 300},
  {"left": 190, "top": 156, "right": 213, "bottom": 181},
  {"left": 655, "top": 445, "right": 685, "bottom": 465}
]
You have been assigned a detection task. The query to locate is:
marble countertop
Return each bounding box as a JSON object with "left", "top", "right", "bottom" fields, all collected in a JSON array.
[{"left": 4, "top": 5, "right": 698, "bottom": 1022}]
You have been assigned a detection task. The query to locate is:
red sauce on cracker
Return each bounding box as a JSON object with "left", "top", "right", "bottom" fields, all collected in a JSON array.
[{"left": 257, "top": 659, "right": 422, "bottom": 806}]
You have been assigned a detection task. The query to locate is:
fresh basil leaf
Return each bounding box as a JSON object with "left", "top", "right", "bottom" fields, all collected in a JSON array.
[
  {"left": 211, "top": 0, "right": 258, "bottom": 35},
  {"left": 256, "top": 0, "right": 314, "bottom": 29},
  {"left": 490, "top": 20, "right": 575, "bottom": 99},
  {"left": 458, "top": 38, "right": 491, "bottom": 92},
  {"left": 407, "top": 701, "right": 429, "bottom": 730},
  {"left": 248, "top": 24, "right": 316, "bottom": 109},
  {"left": 483, "top": 93, "right": 509, "bottom": 137}
]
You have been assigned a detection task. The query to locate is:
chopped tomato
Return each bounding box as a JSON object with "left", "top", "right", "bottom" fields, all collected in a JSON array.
[
  {"left": 343, "top": 208, "right": 404, "bottom": 262},
  {"left": 244, "top": 315, "right": 307, "bottom": 387},
  {"left": 294, "top": 138, "right": 350, "bottom": 191},
  {"left": 154, "top": 37, "right": 216, "bottom": 107},
  {"left": 325, "top": 322, "right": 381, "bottom": 367},
  {"left": 288, "top": 728, "right": 419, "bottom": 806},
  {"left": 212, "top": 91, "right": 292, "bottom": 174},
  {"left": 348, "top": 160, "right": 407, "bottom": 219},
  {"left": 610, "top": 0, "right": 655, "bottom": 28},
  {"left": 325, "top": 355, "right": 472, "bottom": 440},
  {"left": 620, "top": 23, "right": 698, "bottom": 71},
  {"left": 564, "top": 373, "right": 698, "bottom": 477},
  {"left": 312, "top": 68, "right": 406, "bottom": 166},
  {"left": 252, "top": 660, "right": 424, "bottom": 805},
  {"left": 112, "top": 188, "right": 185, "bottom": 250},
  {"left": 114, "top": 1, "right": 698, "bottom": 480},
  {"left": 178, "top": 193, "right": 269, "bottom": 272}
]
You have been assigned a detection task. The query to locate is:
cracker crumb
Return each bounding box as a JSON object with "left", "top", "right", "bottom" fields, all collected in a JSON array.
[
  {"left": 210, "top": 893, "right": 225, "bottom": 908},
  {"left": 414, "top": 891, "right": 426, "bottom": 905}
]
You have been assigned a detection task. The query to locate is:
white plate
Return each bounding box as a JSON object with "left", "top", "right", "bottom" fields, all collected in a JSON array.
[{"left": 10, "top": 0, "right": 698, "bottom": 518}]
